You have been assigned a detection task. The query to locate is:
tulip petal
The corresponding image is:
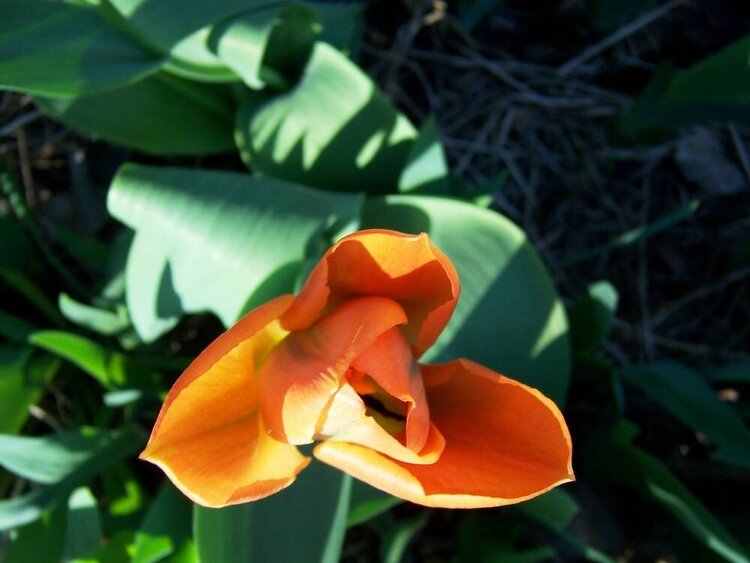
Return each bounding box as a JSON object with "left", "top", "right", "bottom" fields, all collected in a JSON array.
[
  {"left": 314, "top": 359, "right": 574, "bottom": 508},
  {"left": 351, "top": 327, "right": 430, "bottom": 453},
  {"left": 281, "top": 229, "right": 459, "bottom": 356},
  {"left": 320, "top": 382, "right": 445, "bottom": 464},
  {"left": 260, "top": 296, "right": 408, "bottom": 444},
  {"left": 140, "top": 296, "right": 310, "bottom": 508}
]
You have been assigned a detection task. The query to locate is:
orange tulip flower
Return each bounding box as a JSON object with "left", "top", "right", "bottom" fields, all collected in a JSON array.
[{"left": 140, "top": 230, "right": 573, "bottom": 508}]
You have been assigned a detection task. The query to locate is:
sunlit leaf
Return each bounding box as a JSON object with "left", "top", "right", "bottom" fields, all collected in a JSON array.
[
  {"left": 59, "top": 294, "right": 130, "bottom": 337},
  {"left": 364, "top": 195, "right": 570, "bottom": 404},
  {"left": 236, "top": 42, "right": 416, "bottom": 193},
  {"left": 398, "top": 117, "right": 450, "bottom": 195},
  {"left": 107, "top": 164, "right": 363, "bottom": 341},
  {"left": 64, "top": 487, "right": 102, "bottom": 560}
]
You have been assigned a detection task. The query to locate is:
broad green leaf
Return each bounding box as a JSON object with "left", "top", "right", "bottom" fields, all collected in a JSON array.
[
  {"left": 106, "top": 0, "right": 264, "bottom": 53},
  {"left": 622, "top": 35, "right": 750, "bottom": 134},
  {"left": 0, "top": 426, "right": 143, "bottom": 530},
  {"left": 5, "top": 504, "right": 67, "bottom": 563},
  {"left": 35, "top": 72, "right": 235, "bottom": 156},
  {"left": 620, "top": 362, "right": 750, "bottom": 470},
  {"left": 211, "top": 4, "right": 319, "bottom": 90},
  {"left": 0, "top": 347, "right": 59, "bottom": 434},
  {"left": 64, "top": 487, "right": 102, "bottom": 560},
  {"left": 73, "top": 531, "right": 134, "bottom": 563},
  {"left": 193, "top": 463, "right": 351, "bottom": 563},
  {"left": 0, "top": 430, "right": 115, "bottom": 484},
  {"left": 236, "top": 42, "right": 416, "bottom": 193},
  {"left": 398, "top": 117, "right": 450, "bottom": 195},
  {"left": 29, "top": 330, "right": 160, "bottom": 391},
  {"left": 0, "top": 0, "right": 163, "bottom": 97},
  {"left": 568, "top": 281, "right": 618, "bottom": 354},
  {"left": 59, "top": 294, "right": 131, "bottom": 337},
  {"left": 107, "top": 164, "right": 363, "bottom": 341},
  {"left": 582, "top": 420, "right": 748, "bottom": 563},
  {"left": 132, "top": 484, "right": 192, "bottom": 563},
  {"left": 347, "top": 481, "right": 402, "bottom": 528},
  {"left": 364, "top": 195, "right": 570, "bottom": 404}
]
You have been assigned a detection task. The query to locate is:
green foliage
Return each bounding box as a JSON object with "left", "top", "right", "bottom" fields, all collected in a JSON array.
[
  {"left": 236, "top": 42, "right": 417, "bottom": 193},
  {"left": 3, "top": 2, "right": 747, "bottom": 561},
  {"left": 364, "top": 195, "right": 571, "bottom": 404},
  {"left": 194, "top": 464, "right": 351, "bottom": 563},
  {"left": 36, "top": 74, "right": 236, "bottom": 155},
  {"left": 582, "top": 420, "right": 748, "bottom": 563},
  {"left": 622, "top": 34, "right": 750, "bottom": 134},
  {"left": 107, "top": 164, "right": 363, "bottom": 341},
  {"left": 620, "top": 362, "right": 750, "bottom": 470},
  {"left": 0, "top": 0, "right": 163, "bottom": 97}
]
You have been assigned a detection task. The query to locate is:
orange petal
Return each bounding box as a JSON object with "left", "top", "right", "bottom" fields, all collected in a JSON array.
[
  {"left": 281, "top": 229, "right": 459, "bottom": 357},
  {"left": 140, "top": 296, "right": 310, "bottom": 508},
  {"left": 351, "top": 327, "right": 430, "bottom": 453},
  {"left": 319, "top": 382, "right": 445, "bottom": 464},
  {"left": 314, "top": 359, "right": 574, "bottom": 508},
  {"left": 260, "top": 296, "right": 408, "bottom": 445}
]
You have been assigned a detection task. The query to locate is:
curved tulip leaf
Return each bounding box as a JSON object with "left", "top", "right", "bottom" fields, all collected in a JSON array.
[
  {"left": 236, "top": 42, "right": 416, "bottom": 193},
  {"left": 193, "top": 463, "right": 351, "bottom": 563},
  {"left": 35, "top": 73, "right": 235, "bottom": 156},
  {"left": 64, "top": 487, "right": 103, "bottom": 560},
  {"left": 107, "top": 164, "right": 364, "bottom": 342},
  {"left": 568, "top": 281, "right": 618, "bottom": 354},
  {"left": 364, "top": 195, "right": 570, "bottom": 404},
  {"left": 0, "top": 0, "right": 164, "bottom": 97},
  {"left": 210, "top": 3, "right": 319, "bottom": 90}
]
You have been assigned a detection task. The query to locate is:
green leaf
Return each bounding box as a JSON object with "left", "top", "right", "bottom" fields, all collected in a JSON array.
[
  {"left": 211, "top": 4, "right": 319, "bottom": 90},
  {"left": 106, "top": 0, "right": 263, "bottom": 54},
  {"left": 347, "top": 481, "right": 402, "bottom": 528},
  {"left": 236, "top": 42, "right": 416, "bottom": 193},
  {"left": 582, "top": 420, "right": 748, "bottom": 563},
  {"left": 0, "top": 430, "right": 116, "bottom": 484},
  {"left": 0, "top": 0, "right": 163, "bottom": 97},
  {"left": 516, "top": 488, "right": 580, "bottom": 532},
  {"left": 59, "top": 294, "right": 131, "bottom": 337},
  {"left": 107, "top": 164, "right": 363, "bottom": 342},
  {"left": 132, "top": 484, "right": 192, "bottom": 563},
  {"left": 0, "top": 347, "right": 59, "bottom": 434},
  {"left": 622, "top": 34, "right": 750, "bottom": 134},
  {"left": 193, "top": 462, "right": 351, "bottom": 563},
  {"left": 701, "top": 363, "right": 750, "bottom": 384},
  {"left": 620, "top": 362, "right": 750, "bottom": 470},
  {"left": 64, "top": 487, "right": 102, "bottom": 560},
  {"left": 0, "top": 426, "right": 143, "bottom": 530},
  {"left": 29, "top": 330, "right": 160, "bottom": 391},
  {"left": 5, "top": 504, "right": 67, "bottom": 563},
  {"left": 364, "top": 195, "right": 570, "bottom": 404},
  {"left": 380, "top": 513, "right": 428, "bottom": 563},
  {"left": 398, "top": 117, "right": 450, "bottom": 195},
  {"left": 568, "top": 281, "right": 618, "bottom": 354},
  {"left": 35, "top": 72, "right": 235, "bottom": 156}
]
